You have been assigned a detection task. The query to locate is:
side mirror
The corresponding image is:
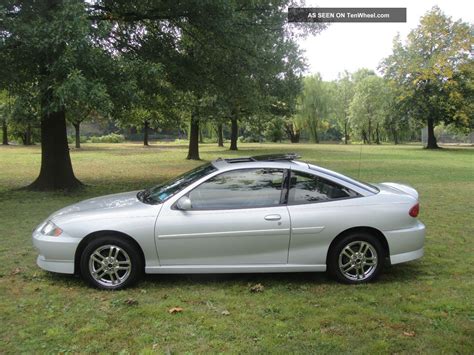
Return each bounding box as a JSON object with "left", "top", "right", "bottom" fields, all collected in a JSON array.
[{"left": 176, "top": 196, "right": 192, "bottom": 210}]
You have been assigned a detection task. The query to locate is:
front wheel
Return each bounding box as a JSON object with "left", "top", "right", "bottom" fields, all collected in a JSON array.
[
  {"left": 80, "top": 236, "right": 143, "bottom": 290},
  {"left": 328, "top": 233, "right": 384, "bottom": 284}
]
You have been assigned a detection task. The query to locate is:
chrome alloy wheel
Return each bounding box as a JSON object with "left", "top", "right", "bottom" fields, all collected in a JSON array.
[
  {"left": 338, "top": 241, "right": 378, "bottom": 281},
  {"left": 88, "top": 245, "right": 132, "bottom": 287}
]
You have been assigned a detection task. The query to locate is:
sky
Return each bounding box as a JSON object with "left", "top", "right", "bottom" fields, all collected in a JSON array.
[{"left": 297, "top": 0, "right": 474, "bottom": 80}]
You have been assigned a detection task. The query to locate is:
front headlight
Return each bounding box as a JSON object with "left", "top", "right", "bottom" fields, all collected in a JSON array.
[{"left": 41, "top": 221, "right": 63, "bottom": 237}]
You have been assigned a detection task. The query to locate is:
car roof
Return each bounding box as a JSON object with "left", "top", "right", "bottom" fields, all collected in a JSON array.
[
  {"left": 211, "top": 153, "right": 378, "bottom": 195},
  {"left": 215, "top": 153, "right": 301, "bottom": 164},
  {"left": 212, "top": 153, "right": 305, "bottom": 170}
]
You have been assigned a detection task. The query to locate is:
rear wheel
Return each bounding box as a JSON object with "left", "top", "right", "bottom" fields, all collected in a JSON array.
[
  {"left": 80, "top": 236, "right": 143, "bottom": 290},
  {"left": 328, "top": 233, "right": 384, "bottom": 284}
]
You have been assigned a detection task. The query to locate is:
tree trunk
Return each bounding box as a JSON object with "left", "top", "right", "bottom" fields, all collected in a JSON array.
[
  {"left": 362, "top": 130, "right": 368, "bottom": 144},
  {"left": 25, "top": 124, "right": 32, "bottom": 145},
  {"left": 217, "top": 123, "right": 224, "bottom": 147},
  {"left": 393, "top": 128, "right": 399, "bottom": 145},
  {"left": 2, "top": 120, "right": 8, "bottom": 145},
  {"left": 199, "top": 127, "right": 204, "bottom": 144},
  {"left": 74, "top": 122, "right": 81, "bottom": 148},
  {"left": 187, "top": 113, "right": 200, "bottom": 160},
  {"left": 314, "top": 128, "right": 319, "bottom": 144},
  {"left": 29, "top": 109, "right": 82, "bottom": 190},
  {"left": 290, "top": 131, "right": 300, "bottom": 143},
  {"left": 286, "top": 123, "right": 300, "bottom": 143},
  {"left": 375, "top": 123, "right": 380, "bottom": 145},
  {"left": 426, "top": 116, "right": 439, "bottom": 149},
  {"left": 143, "top": 120, "right": 149, "bottom": 146},
  {"left": 230, "top": 116, "right": 238, "bottom": 151},
  {"left": 344, "top": 120, "right": 349, "bottom": 144},
  {"left": 367, "top": 119, "right": 372, "bottom": 144}
]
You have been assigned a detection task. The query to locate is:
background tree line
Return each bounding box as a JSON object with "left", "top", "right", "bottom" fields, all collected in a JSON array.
[{"left": 0, "top": 3, "right": 472, "bottom": 191}]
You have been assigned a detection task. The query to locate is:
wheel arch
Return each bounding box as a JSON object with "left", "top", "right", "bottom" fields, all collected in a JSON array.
[
  {"left": 74, "top": 230, "right": 145, "bottom": 275},
  {"left": 326, "top": 226, "right": 390, "bottom": 263}
]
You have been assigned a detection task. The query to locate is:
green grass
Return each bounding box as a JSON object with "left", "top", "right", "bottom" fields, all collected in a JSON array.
[{"left": 0, "top": 142, "right": 473, "bottom": 353}]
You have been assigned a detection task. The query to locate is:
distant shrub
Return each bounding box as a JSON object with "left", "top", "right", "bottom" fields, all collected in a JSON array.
[
  {"left": 238, "top": 135, "right": 262, "bottom": 143},
  {"left": 90, "top": 133, "right": 125, "bottom": 143},
  {"left": 67, "top": 135, "right": 88, "bottom": 144}
]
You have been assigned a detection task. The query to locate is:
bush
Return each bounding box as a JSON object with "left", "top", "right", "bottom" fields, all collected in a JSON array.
[
  {"left": 238, "top": 135, "right": 262, "bottom": 143},
  {"left": 89, "top": 133, "right": 125, "bottom": 143},
  {"left": 67, "top": 135, "right": 88, "bottom": 144}
]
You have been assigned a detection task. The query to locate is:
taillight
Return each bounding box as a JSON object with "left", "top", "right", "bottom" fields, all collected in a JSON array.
[{"left": 409, "top": 203, "right": 419, "bottom": 217}]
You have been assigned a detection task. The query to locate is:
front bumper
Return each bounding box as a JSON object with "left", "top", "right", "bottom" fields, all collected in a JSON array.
[
  {"left": 32, "top": 230, "right": 79, "bottom": 274},
  {"left": 384, "top": 221, "right": 426, "bottom": 265}
]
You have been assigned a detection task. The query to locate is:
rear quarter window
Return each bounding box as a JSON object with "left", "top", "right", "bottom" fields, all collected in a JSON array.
[{"left": 289, "top": 171, "right": 360, "bottom": 204}]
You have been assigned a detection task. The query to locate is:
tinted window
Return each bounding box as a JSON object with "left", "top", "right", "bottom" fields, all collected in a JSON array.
[
  {"left": 189, "top": 168, "right": 284, "bottom": 209},
  {"left": 289, "top": 171, "right": 359, "bottom": 204}
]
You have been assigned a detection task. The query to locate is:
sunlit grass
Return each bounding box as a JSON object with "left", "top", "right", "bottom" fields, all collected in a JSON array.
[{"left": 0, "top": 142, "right": 473, "bottom": 353}]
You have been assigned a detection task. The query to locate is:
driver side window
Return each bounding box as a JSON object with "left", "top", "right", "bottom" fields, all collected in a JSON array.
[{"left": 189, "top": 168, "right": 284, "bottom": 209}]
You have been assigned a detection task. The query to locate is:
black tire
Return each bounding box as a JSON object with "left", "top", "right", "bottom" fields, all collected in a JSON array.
[
  {"left": 327, "top": 232, "right": 384, "bottom": 284},
  {"left": 80, "top": 236, "right": 143, "bottom": 290}
]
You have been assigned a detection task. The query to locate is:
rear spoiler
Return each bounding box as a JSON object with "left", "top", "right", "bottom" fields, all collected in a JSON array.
[{"left": 378, "top": 183, "right": 419, "bottom": 199}]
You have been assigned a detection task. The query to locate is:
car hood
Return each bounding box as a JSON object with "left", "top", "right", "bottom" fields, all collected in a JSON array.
[{"left": 50, "top": 191, "right": 145, "bottom": 219}]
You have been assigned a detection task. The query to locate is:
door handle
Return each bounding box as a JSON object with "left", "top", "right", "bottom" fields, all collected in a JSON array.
[{"left": 264, "top": 214, "right": 281, "bottom": 221}]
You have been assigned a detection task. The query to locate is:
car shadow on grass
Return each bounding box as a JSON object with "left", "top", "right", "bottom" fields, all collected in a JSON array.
[
  {"left": 40, "top": 261, "right": 425, "bottom": 291},
  {"left": 143, "top": 271, "right": 330, "bottom": 287},
  {"left": 142, "top": 261, "right": 426, "bottom": 288}
]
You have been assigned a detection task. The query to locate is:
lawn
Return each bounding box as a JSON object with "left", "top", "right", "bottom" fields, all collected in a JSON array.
[{"left": 0, "top": 142, "right": 473, "bottom": 353}]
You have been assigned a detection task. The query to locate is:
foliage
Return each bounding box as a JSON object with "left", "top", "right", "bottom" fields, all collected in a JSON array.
[
  {"left": 64, "top": 69, "right": 114, "bottom": 145},
  {"left": 89, "top": 133, "right": 125, "bottom": 143},
  {"left": 0, "top": 1, "right": 116, "bottom": 114},
  {"left": 296, "top": 74, "right": 332, "bottom": 143},
  {"left": 264, "top": 116, "right": 286, "bottom": 143},
  {"left": 332, "top": 71, "right": 355, "bottom": 143},
  {"left": 67, "top": 135, "right": 88, "bottom": 144},
  {"left": 380, "top": 6, "right": 473, "bottom": 148},
  {"left": 349, "top": 75, "right": 387, "bottom": 144}
]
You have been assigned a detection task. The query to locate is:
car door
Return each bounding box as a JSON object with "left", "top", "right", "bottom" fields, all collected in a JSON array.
[
  {"left": 286, "top": 170, "right": 362, "bottom": 265},
  {"left": 155, "top": 168, "right": 291, "bottom": 265}
]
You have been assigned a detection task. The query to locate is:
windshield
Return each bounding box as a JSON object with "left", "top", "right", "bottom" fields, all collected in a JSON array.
[{"left": 137, "top": 163, "right": 217, "bottom": 204}]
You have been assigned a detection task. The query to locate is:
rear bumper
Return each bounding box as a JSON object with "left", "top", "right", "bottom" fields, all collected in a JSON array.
[
  {"left": 32, "top": 230, "right": 79, "bottom": 274},
  {"left": 384, "top": 221, "right": 426, "bottom": 265}
]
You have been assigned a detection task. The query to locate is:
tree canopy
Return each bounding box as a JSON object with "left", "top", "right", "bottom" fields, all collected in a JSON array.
[
  {"left": 380, "top": 6, "right": 473, "bottom": 149},
  {"left": 0, "top": 0, "right": 324, "bottom": 189}
]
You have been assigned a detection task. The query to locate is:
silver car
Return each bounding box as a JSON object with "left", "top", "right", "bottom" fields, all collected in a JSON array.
[{"left": 32, "top": 154, "right": 425, "bottom": 290}]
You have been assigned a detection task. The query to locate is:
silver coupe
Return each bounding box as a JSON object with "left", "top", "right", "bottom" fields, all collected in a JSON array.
[{"left": 32, "top": 154, "right": 425, "bottom": 289}]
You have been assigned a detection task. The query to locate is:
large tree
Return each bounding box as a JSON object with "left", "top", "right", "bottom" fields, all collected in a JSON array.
[
  {"left": 297, "top": 74, "right": 331, "bottom": 143},
  {"left": 380, "top": 7, "right": 472, "bottom": 149},
  {"left": 65, "top": 72, "right": 113, "bottom": 149},
  {"left": 349, "top": 75, "right": 387, "bottom": 144},
  {"left": 333, "top": 71, "right": 355, "bottom": 144},
  {"left": 1, "top": 0, "right": 322, "bottom": 188},
  {"left": 115, "top": 59, "right": 177, "bottom": 147},
  {"left": 1, "top": 0, "right": 117, "bottom": 189}
]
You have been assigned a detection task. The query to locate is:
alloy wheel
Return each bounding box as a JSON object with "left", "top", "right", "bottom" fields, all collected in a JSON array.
[
  {"left": 338, "top": 241, "right": 378, "bottom": 281},
  {"left": 88, "top": 244, "right": 132, "bottom": 287}
]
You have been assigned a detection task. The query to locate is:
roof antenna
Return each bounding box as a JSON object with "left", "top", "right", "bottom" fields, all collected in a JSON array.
[{"left": 357, "top": 142, "right": 363, "bottom": 179}]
